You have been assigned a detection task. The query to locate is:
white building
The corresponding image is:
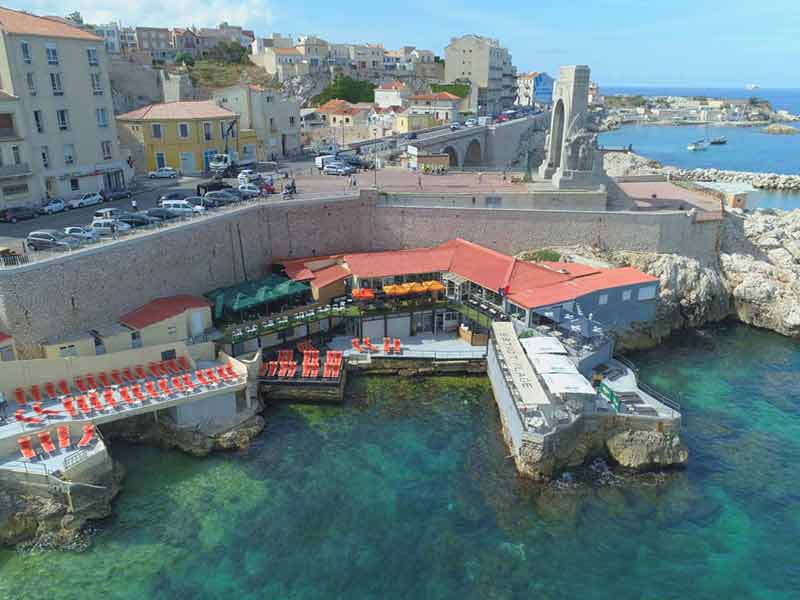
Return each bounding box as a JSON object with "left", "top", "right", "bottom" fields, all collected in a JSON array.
[
  {"left": 374, "top": 80, "right": 410, "bottom": 109},
  {"left": 0, "top": 7, "right": 131, "bottom": 203},
  {"left": 93, "top": 21, "right": 121, "bottom": 54}
]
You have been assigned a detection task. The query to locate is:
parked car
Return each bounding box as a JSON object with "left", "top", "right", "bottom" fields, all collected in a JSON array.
[
  {"left": 196, "top": 178, "right": 233, "bottom": 196},
  {"left": 93, "top": 207, "right": 123, "bottom": 220},
  {"left": 1, "top": 206, "right": 38, "bottom": 223},
  {"left": 26, "top": 229, "right": 81, "bottom": 251},
  {"left": 148, "top": 167, "right": 178, "bottom": 179},
  {"left": 449, "top": 122, "right": 462, "bottom": 131},
  {"left": 315, "top": 154, "right": 337, "bottom": 170},
  {"left": 340, "top": 155, "right": 373, "bottom": 170},
  {"left": 324, "top": 162, "right": 354, "bottom": 176},
  {"left": 161, "top": 199, "right": 204, "bottom": 216},
  {"left": 203, "top": 190, "right": 239, "bottom": 206},
  {"left": 406, "top": 132, "right": 418, "bottom": 140},
  {"left": 157, "top": 190, "right": 193, "bottom": 206},
  {"left": 495, "top": 114, "right": 509, "bottom": 124},
  {"left": 67, "top": 193, "right": 104, "bottom": 209},
  {"left": 63, "top": 225, "right": 100, "bottom": 243},
  {"left": 39, "top": 198, "right": 66, "bottom": 215},
  {"left": 145, "top": 207, "right": 180, "bottom": 221},
  {"left": 90, "top": 218, "right": 132, "bottom": 236},
  {"left": 184, "top": 196, "right": 210, "bottom": 210},
  {"left": 104, "top": 189, "right": 133, "bottom": 201},
  {"left": 116, "top": 212, "right": 160, "bottom": 228},
  {"left": 464, "top": 118, "right": 478, "bottom": 127},
  {"left": 237, "top": 183, "right": 262, "bottom": 199},
  {"left": 237, "top": 169, "right": 262, "bottom": 185}
]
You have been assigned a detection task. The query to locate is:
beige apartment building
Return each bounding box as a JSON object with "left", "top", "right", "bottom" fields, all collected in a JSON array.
[
  {"left": 212, "top": 84, "right": 301, "bottom": 159},
  {"left": 444, "top": 34, "right": 516, "bottom": 117},
  {"left": 0, "top": 90, "right": 42, "bottom": 209},
  {"left": 0, "top": 8, "right": 130, "bottom": 205},
  {"left": 250, "top": 46, "right": 309, "bottom": 81}
]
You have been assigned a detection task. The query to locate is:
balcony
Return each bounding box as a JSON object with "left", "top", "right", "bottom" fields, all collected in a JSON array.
[{"left": 0, "top": 163, "right": 32, "bottom": 179}]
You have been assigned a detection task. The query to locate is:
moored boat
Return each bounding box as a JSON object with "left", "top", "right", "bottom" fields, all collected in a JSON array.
[
  {"left": 687, "top": 139, "right": 709, "bottom": 151},
  {"left": 710, "top": 136, "right": 727, "bottom": 145}
]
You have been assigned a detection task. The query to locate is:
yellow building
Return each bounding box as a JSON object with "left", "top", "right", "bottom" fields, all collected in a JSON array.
[
  {"left": 116, "top": 101, "right": 258, "bottom": 175},
  {"left": 395, "top": 113, "right": 434, "bottom": 133}
]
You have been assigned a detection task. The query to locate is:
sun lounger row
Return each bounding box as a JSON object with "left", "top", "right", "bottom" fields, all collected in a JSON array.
[
  {"left": 260, "top": 358, "right": 342, "bottom": 380},
  {"left": 17, "top": 424, "right": 96, "bottom": 461},
  {"left": 297, "top": 341, "right": 317, "bottom": 353},
  {"left": 351, "top": 337, "right": 401, "bottom": 354}
]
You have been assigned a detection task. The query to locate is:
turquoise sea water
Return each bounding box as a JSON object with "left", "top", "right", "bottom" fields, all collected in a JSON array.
[{"left": 1, "top": 323, "right": 800, "bottom": 599}]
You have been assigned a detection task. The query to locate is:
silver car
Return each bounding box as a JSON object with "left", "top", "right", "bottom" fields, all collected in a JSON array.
[
  {"left": 26, "top": 230, "right": 82, "bottom": 251},
  {"left": 63, "top": 225, "right": 100, "bottom": 243}
]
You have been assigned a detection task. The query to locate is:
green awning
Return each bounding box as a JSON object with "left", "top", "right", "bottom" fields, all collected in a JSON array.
[{"left": 205, "top": 275, "right": 310, "bottom": 314}]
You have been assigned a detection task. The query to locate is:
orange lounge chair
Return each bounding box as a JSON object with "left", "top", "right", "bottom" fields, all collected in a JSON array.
[
  {"left": 18, "top": 436, "right": 36, "bottom": 460},
  {"left": 33, "top": 402, "right": 61, "bottom": 417},
  {"left": 363, "top": 337, "right": 377, "bottom": 352},
  {"left": 111, "top": 370, "right": 124, "bottom": 385},
  {"left": 98, "top": 372, "right": 111, "bottom": 388},
  {"left": 331, "top": 363, "right": 342, "bottom": 379},
  {"left": 268, "top": 361, "right": 279, "bottom": 377},
  {"left": 277, "top": 350, "right": 293, "bottom": 362},
  {"left": 89, "top": 392, "right": 104, "bottom": 412},
  {"left": 172, "top": 376, "right": 185, "bottom": 392},
  {"left": 45, "top": 382, "right": 58, "bottom": 400},
  {"left": 30, "top": 385, "right": 43, "bottom": 403},
  {"left": 394, "top": 338, "right": 401, "bottom": 354},
  {"left": 132, "top": 385, "right": 145, "bottom": 402},
  {"left": 119, "top": 387, "right": 134, "bottom": 405},
  {"left": 77, "top": 424, "right": 95, "bottom": 448},
  {"left": 76, "top": 396, "right": 91, "bottom": 415},
  {"left": 62, "top": 397, "right": 78, "bottom": 418},
  {"left": 57, "top": 380, "right": 70, "bottom": 396},
  {"left": 323, "top": 363, "right": 332, "bottom": 378},
  {"left": 134, "top": 366, "right": 148, "bottom": 380},
  {"left": 224, "top": 364, "right": 237, "bottom": 379},
  {"left": 74, "top": 377, "right": 88, "bottom": 393},
  {"left": 158, "top": 379, "right": 172, "bottom": 396},
  {"left": 383, "top": 337, "right": 391, "bottom": 354},
  {"left": 86, "top": 374, "right": 98, "bottom": 390},
  {"left": 277, "top": 361, "right": 289, "bottom": 377},
  {"left": 308, "top": 365, "right": 319, "bottom": 378},
  {"left": 286, "top": 362, "right": 297, "bottom": 378},
  {"left": 57, "top": 426, "right": 70, "bottom": 449},
  {"left": 351, "top": 338, "right": 363, "bottom": 353},
  {"left": 216, "top": 365, "right": 228, "bottom": 381},
  {"left": 13, "top": 387, "right": 26, "bottom": 405},
  {"left": 206, "top": 368, "right": 219, "bottom": 383},
  {"left": 123, "top": 367, "right": 137, "bottom": 382},
  {"left": 15, "top": 410, "right": 43, "bottom": 426},
  {"left": 258, "top": 362, "right": 268, "bottom": 377},
  {"left": 196, "top": 370, "right": 210, "bottom": 386},
  {"left": 145, "top": 381, "right": 159, "bottom": 399},
  {"left": 103, "top": 389, "right": 118, "bottom": 409},
  {"left": 37, "top": 431, "right": 56, "bottom": 454},
  {"left": 177, "top": 356, "right": 191, "bottom": 371},
  {"left": 148, "top": 363, "right": 161, "bottom": 378},
  {"left": 182, "top": 373, "right": 196, "bottom": 389},
  {"left": 167, "top": 359, "right": 180, "bottom": 374}
]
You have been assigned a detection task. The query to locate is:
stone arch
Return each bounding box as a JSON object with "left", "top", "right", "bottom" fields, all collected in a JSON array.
[
  {"left": 442, "top": 146, "right": 459, "bottom": 167},
  {"left": 463, "top": 139, "right": 482, "bottom": 167},
  {"left": 549, "top": 99, "right": 565, "bottom": 168}
]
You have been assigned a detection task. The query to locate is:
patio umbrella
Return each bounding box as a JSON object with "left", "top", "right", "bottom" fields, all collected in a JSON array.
[
  {"left": 426, "top": 281, "right": 446, "bottom": 292},
  {"left": 383, "top": 284, "right": 399, "bottom": 296},
  {"left": 410, "top": 282, "right": 426, "bottom": 294}
]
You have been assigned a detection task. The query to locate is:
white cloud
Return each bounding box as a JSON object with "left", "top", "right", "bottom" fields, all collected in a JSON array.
[{"left": 15, "top": 0, "right": 273, "bottom": 31}]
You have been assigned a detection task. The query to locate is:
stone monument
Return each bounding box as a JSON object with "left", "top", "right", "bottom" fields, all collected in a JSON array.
[{"left": 538, "top": 65, "right": 605, "bottom": 190}]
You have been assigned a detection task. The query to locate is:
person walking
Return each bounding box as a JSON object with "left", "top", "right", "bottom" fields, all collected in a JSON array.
[
  {"left": 110, "top": 221, "right": 118, "bottom": 240},
  {"left": 131, "top": 198, "right": 138, "bottom": 212},
  {"left": 417, "top": 172, "right": 423, "bottom": 190}
]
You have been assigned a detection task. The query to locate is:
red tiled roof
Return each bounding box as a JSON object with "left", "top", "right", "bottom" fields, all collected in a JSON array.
[
  {"left": 408, "top": 92, "right": 461, "bottom": 102},
  {"left": 318, "top": 99, "right": 372, "bottom": 116},
  {"left": 378, "top": 80, "right": 407, "bottom": 90},
  {"left": 120, "top": 295, "right": 210, "bottom": 330},
  {"left": 117, "top": 101, "right": 236, "bottom": 121},
  {"left": 273, "top": 47, "right": 301, "bottom": 56},
  {"left": 311, "top": 264, "right": 351, "bottom": 288},
  {"left": 0, "top": 330, "right": 12, "bottom": 344},
  {"left": 0, "top": 8, "right": 102, "bottom": 41}
]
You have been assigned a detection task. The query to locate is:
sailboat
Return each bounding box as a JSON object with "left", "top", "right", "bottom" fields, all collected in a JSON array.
[
  {"left": 709, "top": 136, "right": 727, "bottom": 145},
  {"left": 687, "top": 139, "right": 709, "bottom": 151}
]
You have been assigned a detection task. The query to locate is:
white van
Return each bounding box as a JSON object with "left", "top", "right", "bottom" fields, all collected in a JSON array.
[
  {"left": 90, "top": 218, "right": 131, "bottom": 236},
  {"left": 162, "top": 199, "right": 203, "bottom": 216},
  {"left": 93, "top": 207, "right": 122, "bottom": 220},
  {"left": 315, "top": 154, "right": 337, "bottom": 170}
]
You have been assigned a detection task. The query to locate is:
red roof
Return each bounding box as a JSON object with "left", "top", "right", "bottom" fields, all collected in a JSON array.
[
  {"left": 0, "top": 8, "right": 103, "bottom": 41},
  {"left": 344, "top": 247, "right": 454, "bottom": 279},
  {"left": 0, "top": 330, "right": 11, "bottom": 344},
  {"left": 120, "top": 295, "right": 210, "bottom": 330},
  {"left": 408, "top": 92, "right": 461, "bottom": 102},
  {"left": 312, "top": 264, "right": 351, "bottom": 288},
  {"left": 378, "top": 80, "right": 407, "bottom": 90}
]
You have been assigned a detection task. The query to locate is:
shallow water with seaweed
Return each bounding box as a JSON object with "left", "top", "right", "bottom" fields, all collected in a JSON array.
[{"left": 1, "top": 324, "right": 799, "bottom": 599}]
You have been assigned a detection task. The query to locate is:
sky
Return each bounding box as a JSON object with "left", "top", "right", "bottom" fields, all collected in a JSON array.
[{"left": 16, "top": 0, "right": 800, "bottom": 88}]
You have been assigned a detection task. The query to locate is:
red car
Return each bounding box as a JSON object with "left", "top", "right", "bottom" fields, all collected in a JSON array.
[{"left": 495, "top": 114, "right": 509, "bottom": 124}]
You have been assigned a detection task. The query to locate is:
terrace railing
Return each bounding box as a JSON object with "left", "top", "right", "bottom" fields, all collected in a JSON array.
[{"left": 614, "top": 353, "right": 682, "bottom": 414}]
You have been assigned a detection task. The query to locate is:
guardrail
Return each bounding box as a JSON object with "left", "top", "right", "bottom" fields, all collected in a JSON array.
[
  {"left": 63, "top": 448, "right": 88, "bottom": 471},
  {"left": 614, "top": 353, "right": 682, "bottom": 413}
]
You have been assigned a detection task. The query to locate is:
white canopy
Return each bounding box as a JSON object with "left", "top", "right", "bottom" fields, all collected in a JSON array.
[
  {"left": 530, "top": 353, "right": 579, "bottom": 375},
  {"left": 540, "top": 372, "right": 597, "bottom": 397},
  {"left": 520, "top": 336, "right": 568, "bottom": 356}
]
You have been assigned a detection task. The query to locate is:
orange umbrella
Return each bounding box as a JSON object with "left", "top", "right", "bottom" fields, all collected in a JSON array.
[
  {"left": 427, "top": 281, "right": 445, "bottom": 292},
  {"left": 383, "top": 284, "right": 398, "bottom": 296},
  {"left": 410, "top": 282, "right": 426, "bottom": 294}
]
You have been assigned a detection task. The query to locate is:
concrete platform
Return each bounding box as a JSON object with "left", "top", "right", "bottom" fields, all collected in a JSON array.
[{"left": 329, "top": 333, "right": 487, "bottom": 360}]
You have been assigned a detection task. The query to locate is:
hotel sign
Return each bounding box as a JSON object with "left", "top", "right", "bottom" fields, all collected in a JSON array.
[
  {"left": 598, "top": 381, "right": 620, "bottom": 411},
  {"left": 492, "top": 322, "right": 551, "bottom": 408}
]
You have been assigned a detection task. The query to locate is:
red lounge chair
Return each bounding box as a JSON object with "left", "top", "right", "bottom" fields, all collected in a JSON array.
[
  {"left": 394, "top": 338, "right": 401, "bottom": 354},
  {"left": 148, "top": 363, "right": 161, "bottom": 378},
  {"left": 277, "top": 350, "right": 293, "bottom": 362},
  {"left": 98, "top": 372, "right": 111, "bottom": 388},
  {"left": 103, "top": 389, "right": 118, "bottom": 409},
  {"left": 323, "top": 363, "right": 331, "bottom": 378},
  {"left": 37, "top": 431, "right": 56, "bottom": 454},
  {"left": 177, "top": 356, "right": 190, "bottom": 371},
  {"left": 258, "top": 362, "right": 268, "bottom": 377},
  {"left": 158, "top": 379, "right": 172, "bottom": 396},
  {"left": 76, "top": 396, "right": 91, "bottom": 415},
  {"left": 166, "top": 359, "right": 180, "bottom": 374},
  {"left": 216, "top": 365, "right": 228, "bottom": 381},
  {"left": 277, "top": 361, "right": 289, "bottom": 377},
  {"left": 384, "top": 337, "right": 391, "bottom": 354},
  {"left": 57, "top": 379, "right": 70, "bottom": 396},
  {"left": 224, "top": 364, "right": 237, "bottom": 379},
  {"left": 57, "top": 426, "right": 70, "bottom": 449},
  {"left": 86, "top": 374, "right": 98, "bottom": 390},
  {"left": 332, "top": 363, "right": 341, "bottom": 379},
  {"left": 89, "top": 391, "right": 104, "bottom": 412},
  {"left": 123, "top": 367, "right": 136, "bottom": 382},
  {"left": 196, "top": 370, "right": 209, "bottom": 386},
  {"left": 363, "top": 337, "right": 377, "bottom": 352},
  {"left": 111, "top": 370, "right": 124, "bottom": 385},
  {"left": 33, "top": 402, "right": 61, "bottom": 417},
  {"left": 134, "top": 366, "right": 147, "bottom": 380},
  {"left": 351, "top": 338, "right": 363, "bottom": 353},
  {"left": 182, "top": 373, "right": 196, "bottom": 389},
  {"left": 119, "top": 387, "right": 134, "bottom": 405},
  {"left": 77, "top": 424, "right": 95, "bottom": 448},
  {"left": 18, "top": 436, "right": 36, "bottom": 460},
  {"left": 286, "top": 362, "right": 297, "bottom": 378},
  {"left": 30, "top": 385, "right": 43, "bottom": 403},
  {"left": 172, "top": 377, "right": 185, "bottom": 392},
  {"left": 268, "top": 361, "right": 279, "bottom": 377},
  {"left": 206, "top": 368, "right": 219, "bottom": 383},
  {"left": 132, "top": 385, "right": 145, "bottom": 402},
  {"left": 302, "top": 363, "right": 310, "bottom": 378},
  {"left": 13, "top": 387, "right": 26, "bottom": 405},
  {"left": 308, "top": 365, "right": 319, "bottom": 378},
  {"left": 145, "top": 381, "right": 159, "bottom": 399},
  {"left": 62, "top": 397, "right": 78, "bottom": 418},
  {"left": 74, "top": 377, "right": 88, "bottom": 393},
  {"left": 45, "top": 382, "right": 58, "bottom": 400}
]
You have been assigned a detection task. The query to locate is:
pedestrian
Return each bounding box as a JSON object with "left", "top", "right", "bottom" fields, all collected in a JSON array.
[
  {"left": 502, "top": 170, "right": 507, "bottom": 182},
  {"left": 477, "top": 172, "right": 483, "bottom": 185},
  {"left": 131, "top": 198, "right": 138, "bottom": 212},
  {"left": 418, "top": 172, "right": 423, "bottom": 190},
  {"left": 110, "top": 221, "right": 117, "bottom": 240}
]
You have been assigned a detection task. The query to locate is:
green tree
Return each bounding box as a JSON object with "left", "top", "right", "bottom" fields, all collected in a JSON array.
[
  {"left": 431, "top": 83, "right": 470, "bottom": 98},
  {"left": 313, "top": 76, "right": 376, "bottom": 105},
  {"left": 206, "top": 41, "right": 249, "bottom": 64},
  {"left": 174, "top": 51, "right": 195, "bottom": 67}
]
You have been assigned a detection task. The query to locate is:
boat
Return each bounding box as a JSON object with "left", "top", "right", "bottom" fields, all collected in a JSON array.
[
  {"left": 687, "top": 139, "right": 709, "bottom": 151},
  {"left": 746, "top": 83, "right": 759, "bottom": 91},
  {"left": 709, "top": 136, "right": 727, "bottom": 145}
]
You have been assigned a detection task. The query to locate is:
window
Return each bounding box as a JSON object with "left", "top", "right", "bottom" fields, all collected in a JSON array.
[
  {"left": 26, "top": 72, "right": 36, "bottom": 95},
  {"left": 3, "top": 184, "right": 28, "bottom": 196},
  {"left": 63, "top": 144, "right": 76, "bottom": 166},
  {"left": 269, "top": 117, "right": 275, "bottom": 130},
  {"left": 637, "top": 285, "right": 658, "bottom": 301},
  {"left": 11, "top": 145, "right": 21, "bottom": 165},
  {"left": 41, "top": 146, "right": 49, "bottom": 168},
  {"left": 151, "top": 123, "right": 162, "bottom": 138},
  {"left": 96, "top": 108, "right": 109, "bottom": 128},
  {"left": 21, "top": 40, "right": 31, "bottom": 63},
  {"left": 33, "top": 110, "right": 44, "bottom": 133},
  {"left": 167, "top": 325, "right": 177, "bottom": 336},
  {"left": 131, "top": 332, "right": 142, "bottom": 348},
  {"left": 203, "top": 121, "right": 212, "bottom": 141},
  {"left": 56, "top": 109, "right": 70, "bottom": 131},
  {"left": 101, "top": 140, "right": 112, "bottom": 160},
  {"left": 69, "top": 177, "right": 79, "bottom": 191},
  {"left": 87, "top": 47, "right": 99, "bottom": 66},
  {"left": 289, "top": 116, "right": 295, "bottom": 127},
  {"left": 50, "top": 72, "right": 63, "bottom": 95},
  {"left": 90, "top": 73, "right": 103, "bottom": 94},
  {"left": 46, "top": 43, "right": 58, "bottom": 65},
  {"left": 178, "top": 122, "right": 190, "bottom": 138},
  {"left": 598, "top": 293, "right": 608, "bottom": 306},
  {"left": 622, "top": 289, "right": 632, "bottom": 301},
  {"left": 58, "top": 344, "right": 78, "bottom": 358}
]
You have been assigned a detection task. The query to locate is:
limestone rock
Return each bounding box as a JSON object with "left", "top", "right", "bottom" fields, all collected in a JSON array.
[{"left": 605, "top": 430, "right": 689, "bottom": 469}]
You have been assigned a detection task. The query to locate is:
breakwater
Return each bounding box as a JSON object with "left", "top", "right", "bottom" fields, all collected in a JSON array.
[{"left": 663, "top": 166, "right": 800, "bottom": 191}]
